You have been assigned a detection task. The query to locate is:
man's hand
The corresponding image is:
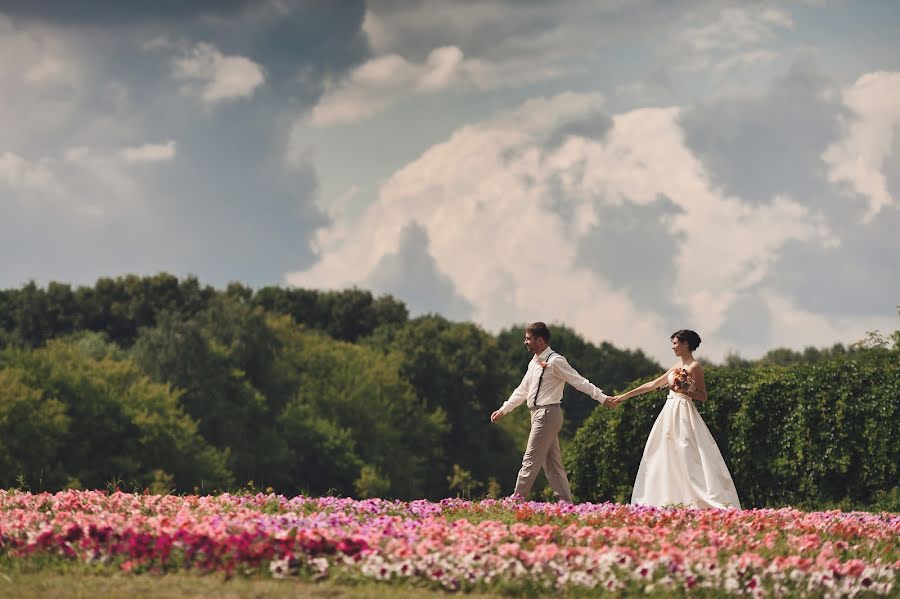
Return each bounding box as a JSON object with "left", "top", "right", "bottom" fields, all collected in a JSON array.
[{"left": 490, "top": 409, "right": 505, "bottom": 423}]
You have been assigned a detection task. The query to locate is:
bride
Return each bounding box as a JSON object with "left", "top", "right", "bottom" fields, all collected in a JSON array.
[{"left": 611, "top": 330, "right": 741, "bottom": 509}]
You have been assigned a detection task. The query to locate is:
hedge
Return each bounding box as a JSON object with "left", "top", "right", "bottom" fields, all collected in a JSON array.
[{"left": 567, "top": 350, "right": 899, "bottom": 509}]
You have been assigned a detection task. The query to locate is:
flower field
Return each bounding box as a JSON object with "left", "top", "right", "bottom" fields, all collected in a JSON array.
[{"left": 0, "top": 490, "right": 896, "bottom": 597}]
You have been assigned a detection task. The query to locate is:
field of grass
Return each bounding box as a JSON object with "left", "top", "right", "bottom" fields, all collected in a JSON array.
[{"left": 0, "top": 567, "right": 509, "bottom": 599}]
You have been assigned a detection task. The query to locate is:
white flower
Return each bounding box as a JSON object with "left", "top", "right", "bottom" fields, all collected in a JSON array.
[{"left": 269, "top": 558, "right": 290, "bottom": 579}]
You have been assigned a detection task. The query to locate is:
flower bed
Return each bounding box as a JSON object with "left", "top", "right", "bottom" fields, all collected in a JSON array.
[{"left": 0, "top": 491, "right": 896, "bottom": 597}]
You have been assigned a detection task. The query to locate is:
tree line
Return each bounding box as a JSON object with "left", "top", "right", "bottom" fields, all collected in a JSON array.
[
  {"left": 0, "top": 274, "right": 659, "bottom": 499},
  {"left": 2, "top": 274, "right": 895, "bottom": 505}
]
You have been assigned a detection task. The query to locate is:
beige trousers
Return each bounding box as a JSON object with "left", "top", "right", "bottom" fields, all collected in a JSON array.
[{"left": 513, "top": 404, "right": 573, "bottom": 502}]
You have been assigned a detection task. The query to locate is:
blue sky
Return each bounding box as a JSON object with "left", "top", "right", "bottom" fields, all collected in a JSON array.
[{"left": 1, "top": 0, "right": 898, "bottom": 362}]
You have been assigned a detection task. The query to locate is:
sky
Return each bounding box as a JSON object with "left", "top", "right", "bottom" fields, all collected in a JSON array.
[{"left": 1, "top": 0, "right": 898, "bottom": 363}]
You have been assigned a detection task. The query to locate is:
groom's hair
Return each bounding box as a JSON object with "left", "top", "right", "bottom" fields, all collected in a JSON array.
[{"left": 526, "top": 322, "right": 551, "bottom": 342}]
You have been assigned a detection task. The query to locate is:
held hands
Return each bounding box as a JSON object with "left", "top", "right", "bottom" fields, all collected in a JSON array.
[{"left": 608, "top": 395, "right": 626, "bottom": 407}]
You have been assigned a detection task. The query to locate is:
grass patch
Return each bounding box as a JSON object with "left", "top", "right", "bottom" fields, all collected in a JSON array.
[{"left": 0, "top": 571, "right": 495, "bottom": 599}]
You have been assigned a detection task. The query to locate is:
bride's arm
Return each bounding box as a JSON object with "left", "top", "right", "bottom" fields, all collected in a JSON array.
[
  {"left": 614, "top": 369, "right": 671, "bottom": 402},
  {"left": 685, "top": 365, "right": 708, "bottom": 402}
]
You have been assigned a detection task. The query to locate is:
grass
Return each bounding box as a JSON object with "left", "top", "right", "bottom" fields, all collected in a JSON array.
[
  {"left": 0, "top": 569, "right": 511, "bottom": 599},
  {"left": 0, "top": 570, "right": 731, "bottom": 599},
  {"left": 0, "top": 562, "right": 507, "bottom": 599},
  {"left": 0, "top": 560, "right": 698, "bottom": 599}
]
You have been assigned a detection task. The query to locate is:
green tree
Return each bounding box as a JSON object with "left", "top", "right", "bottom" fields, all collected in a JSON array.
[
  {"left": 278, "top": 401, "right": 362, "bottom": 496},
  {"left": 252, "top": 286, "right": 408, "bottom": 342},
  {"left": 0, "top": 339, "right": 231, "bottom": 491},
  {"left": 354, "top": 465, "right": 391, "bottom": 499},
  {"left": 0, "top": 367, "right": 69, "bottom": 488},
  {"left": 276, "top": 321, "right": 447, "bottom": 499},
  {"left": 0, "top": 274, "right": 217, "bottom": 350},
  {"left": 363, "top": 316, "right": 521, "bottom": 498},
  {"left": 132, "top": 299, "right": 290, "bottom": 489}
]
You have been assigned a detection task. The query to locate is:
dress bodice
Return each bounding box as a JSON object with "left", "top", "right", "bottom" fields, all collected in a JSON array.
[{"left": 667, "top": 369, "right": 696, "bottom": 400}]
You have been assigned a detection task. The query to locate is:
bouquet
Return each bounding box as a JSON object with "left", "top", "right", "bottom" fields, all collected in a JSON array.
[{"left": 670, "top": 367, "right": 695, "bottom": 393}]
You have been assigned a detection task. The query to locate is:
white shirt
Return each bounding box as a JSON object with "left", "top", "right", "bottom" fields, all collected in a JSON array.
[{"left": 499, "top": 346, "right": 609, "bottom": 414}]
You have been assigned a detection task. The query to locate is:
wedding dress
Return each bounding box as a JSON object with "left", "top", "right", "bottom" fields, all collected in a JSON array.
[{"left": 630, "top": 371, "right": 741, "bottom": 509}]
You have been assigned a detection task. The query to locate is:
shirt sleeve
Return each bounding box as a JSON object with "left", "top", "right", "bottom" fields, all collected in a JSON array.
[
  {"left": 499, "top": 369, "right": 531, "bottom": 414},
  {"left": 549, "top": 355, "right": 609, "bottom": 404}
]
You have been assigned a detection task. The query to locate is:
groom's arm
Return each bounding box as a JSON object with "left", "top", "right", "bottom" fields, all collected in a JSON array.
[
  {"left": 549, "top": 356, "right": 610, "bottom": 404},
  {"left": 498, "top": 371, "right": 531, "bottom": 415}
]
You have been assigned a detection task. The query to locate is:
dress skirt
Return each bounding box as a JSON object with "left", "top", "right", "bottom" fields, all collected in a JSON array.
[{"left": 631, "top": 392, "right": 741, "bottom": 509}]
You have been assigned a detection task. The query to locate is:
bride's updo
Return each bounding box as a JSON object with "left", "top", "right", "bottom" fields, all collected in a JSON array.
[{"left": 671, "top": 329, "right": 701, "bottom": 351}]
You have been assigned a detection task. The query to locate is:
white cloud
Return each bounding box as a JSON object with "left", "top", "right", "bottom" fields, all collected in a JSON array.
[
  {"left": 319, "top": 1, "right": 794, "bottom": 126},
  {"left": 310, "top": 45, "right": 557, "bottom": 126},
  {"left": 0, "top": 16, "right": 83, "bottom": 89},
  {"left": 363, "top": 0, "right": 714, "bottom": 62},
  {"left": 763, "top": 291, "right": 899, "bottom": 353},
  {"left": 120, "top": 141, "right": 177, "bottom": 164},
  {"left": 172, "top": 41, "right": 265, "bottom": 104},
  {"left": 822, "top": 71, "right": 900, "bottom": 222},
  {"left": 0, "top": 145, "right": 151, "bottom": 217},
  {"left": 680, "top": 6, "right": 793, "bottom": 53},
  {"left": 321, "top": 0, "right": 725, "bottom": 126},
  {"left": 0, "top": 16, "right": 88, "bottom": 150},
  {"left": 0, "top": 151, "right": 63, "bottom": 198},
  {"left": 713, "top": 49, "right": 779, "bottom": 72},
  {"left": 543, "top": 106, "right": 837, "bottom": 332},
  {"left": 63, "top": 146, "right": 143, "bottom": 215},
  {"left": 671, "top": 5, "right": 793, "bottom": 72},
  {"left": 289, "top": 93, "right": 836, "bottom": 361}
]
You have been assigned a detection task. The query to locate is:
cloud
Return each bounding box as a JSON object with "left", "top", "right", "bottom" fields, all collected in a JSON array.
[
  {"left": 680, "top": 59, "right": 844, "bottom": 208},
  {"left": 763, "top": 291, "right": 899, "bottom": 353},
  {"left": 680, "top": 63, "right": 900, "bottom": 325},
  {"left": 170, "top": 42, "right": 265, "bottom": 104},
  {"left": 574, "top": 196, "right": 683, "bottom": 316},
  {"left": 0, "top": 151, "right": 63, "bottom": 199},
  {"left": 289, "top": 92, "right": 837, "bottom": 362},
  {"left": 363, "top": 0, "right": 715, "bottom": 61},
  {"left": 364, "top": 221, "right": 475, "bottom": 320},
  {"left": 312, "top": 0, "right": 722, "bottom": 125},
  {"left": 310, "top": 45, "right": 558, "bottom": 126},
  {"left": 672, "top": 5, "right": 794, "bottom": 72},
  {"left": 822, "top": 71, "right": 900, "bottom": 221},
  {"left": 0, "top": 5, "right": 367, "bottom": 292},
  {"left": 766, "top": 208, "right": 900, "bottom": 318},
  {"left": 3, "top": 0, "right": 896, "bottom": 364},
  {"left": 0, "top": 15, "right": 89, "bottom": 149},
  {"left": 712, "top": 288, "right": 774, "bottom": 358},
  {"left": 315, "top": 1, "right": 797, "bottom": 126},
  {"left": 0, "top": 1, "right": 253, "bottom": 25},
  {"left": 120, "top": 141, "right": 177, "bottom": 164},
  {"left": 678, "top": 6, "right": 793, "bottom": 53},
  {"left": 0, "top": 145, "right": 148, "bottom": 217}
]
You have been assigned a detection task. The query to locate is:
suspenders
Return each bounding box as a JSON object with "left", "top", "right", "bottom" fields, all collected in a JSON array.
[{"left": 528, "top": 351, "right": 556, "bottom": 408}]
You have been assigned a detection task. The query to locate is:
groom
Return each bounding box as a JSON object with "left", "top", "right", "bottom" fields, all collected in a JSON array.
[{"left": 491, "top": 322, "right": 613, "bottom": 503}]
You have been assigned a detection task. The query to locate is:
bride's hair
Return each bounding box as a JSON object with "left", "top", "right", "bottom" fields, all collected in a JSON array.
[{"left": 671, "top": 329, "right": 701, "bottom": 351}]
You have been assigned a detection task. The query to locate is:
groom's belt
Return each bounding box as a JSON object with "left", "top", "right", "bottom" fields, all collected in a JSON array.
[{"left": 529, "top": 402, "right": 561, "bottom": 411}]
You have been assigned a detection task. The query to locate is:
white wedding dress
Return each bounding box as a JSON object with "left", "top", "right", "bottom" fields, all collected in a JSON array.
[{"left": 631, "top": 372, "right": 741, "bottom": 509}]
